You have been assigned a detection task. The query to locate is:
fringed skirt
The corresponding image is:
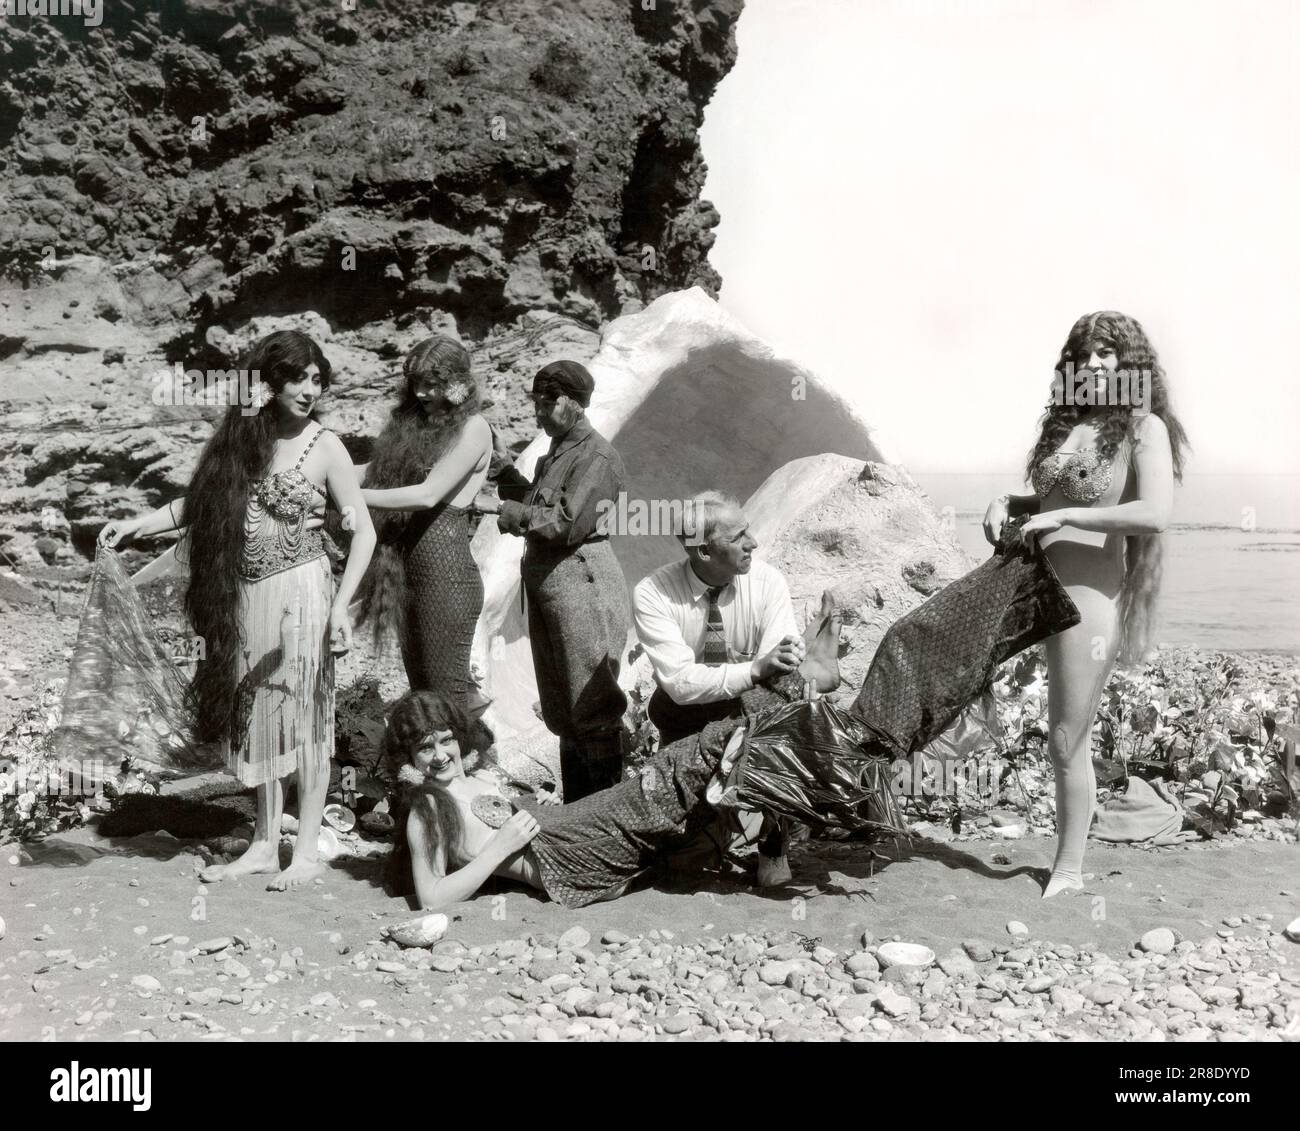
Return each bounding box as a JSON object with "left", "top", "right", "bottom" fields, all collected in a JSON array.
[{"left": 225, "top": 555, "right": 334, "bottom": 787}]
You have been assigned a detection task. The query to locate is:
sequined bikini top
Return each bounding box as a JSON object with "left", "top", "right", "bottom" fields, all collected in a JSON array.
[
  {"left": 1031, "top": 445, "right": 1114, "bottom": 504},
  {"left": 240, "top": 427, "right": 330, "bottom": 581}
]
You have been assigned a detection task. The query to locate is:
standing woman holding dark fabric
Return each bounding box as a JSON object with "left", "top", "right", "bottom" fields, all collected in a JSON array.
[
  {"left": 355, "top": 336, "right": 493, "bottom": 711},
  {"left": 98, "top": 330, "right": 376, "bottom": 891},
  {"left": 472, "top": 361, "right": 631, "bottom": 802},
  {"left": 983, "top": 311, "right": 1189, "bottom": 898}
]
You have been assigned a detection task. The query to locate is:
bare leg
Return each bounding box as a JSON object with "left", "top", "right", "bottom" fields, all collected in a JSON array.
[
  {"left": 269, "top": 747, "right": 328, "bottom": 891},
  {"left": 1042, "top": 587, "right": 1119, "bottom": 898},
  {"left": 200, "top": 777, "right": 283, "bottom": 883}
]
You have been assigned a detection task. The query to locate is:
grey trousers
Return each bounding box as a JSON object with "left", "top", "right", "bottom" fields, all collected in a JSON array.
[{"left": 522, "top": 540, "right": 630, "bottom": 800}]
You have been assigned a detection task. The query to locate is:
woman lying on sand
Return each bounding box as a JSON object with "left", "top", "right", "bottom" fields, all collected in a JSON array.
[{"left": 385, "top": 605, "right": 846, "bottom": 911}]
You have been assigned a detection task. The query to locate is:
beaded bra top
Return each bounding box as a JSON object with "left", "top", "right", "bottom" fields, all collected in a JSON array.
[
  {"left": 1031, "top": 445, "right": 1114, "bottom": 504},
  {"left": 240, "top": 426, "right": 329, "bottom": 581}
]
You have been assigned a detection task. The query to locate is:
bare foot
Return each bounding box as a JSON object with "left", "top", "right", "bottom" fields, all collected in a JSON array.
[
  {"left": 267, "top": 859, "right": 324, "bottom": 891},
  {"left": 199, "top": 841, "right": 280, "bottom": 884},
  {"left": 798, "top": 590, "right": 842, "bottom": 694},
  {"left": 1041, "top": 870, "right": 1085, "bottom": 899}
]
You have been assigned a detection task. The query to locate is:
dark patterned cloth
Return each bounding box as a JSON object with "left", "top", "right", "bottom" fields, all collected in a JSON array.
[
  {"left": 518, "top": 678, "right": 798, "bottom": 908},
  {"left": 850, "top": 518, "right": 1080, "bottom": 756},
  {"left": 399, "top": 504, "right": 483, "bottom": 712},
  {"left": 521, "top": 712, "right": 742, "bottom": 907}
]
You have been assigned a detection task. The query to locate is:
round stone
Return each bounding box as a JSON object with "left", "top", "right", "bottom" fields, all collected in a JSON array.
[{"left": 1139, "top": 928, "right": 1176, "bottom": 955}]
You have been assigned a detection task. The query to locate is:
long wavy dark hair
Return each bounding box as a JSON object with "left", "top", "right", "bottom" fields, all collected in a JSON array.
[
  {"left": 382, "top": 690, "right": 485, "bottom": 898},
  {"left": 354, "top": 336, "right": 480, "bottom": 650},
  {"left": 1025, "top": 311, "right": 1190, "bottom": 664},
  {"left": 181, "top": 330, "right": 333, "bottom": 744}
]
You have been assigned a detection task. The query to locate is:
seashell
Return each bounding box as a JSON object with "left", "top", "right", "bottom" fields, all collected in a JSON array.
[
  {"left": 383, "top": 913, "right": 449, "bottom": 949},
  {"left": 876, "top": 942, "right": 936, "bottom": 970},
  {"left": 323, "top": 803, "right": 355, "bottom": 833},
  {"left": 316, "top": 827, "right": 342, "bottom": 860}
]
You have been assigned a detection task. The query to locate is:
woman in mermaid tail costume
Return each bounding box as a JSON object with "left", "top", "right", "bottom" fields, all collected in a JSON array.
[
  {"left": 355, "top": 336, "right": 493, "bottom": 711},
  {"left": 983, "top": 311, "right": 1189, "bottom": 898},
  {"left": 98, "top": 331, "right": 376, "bottom": 891}
]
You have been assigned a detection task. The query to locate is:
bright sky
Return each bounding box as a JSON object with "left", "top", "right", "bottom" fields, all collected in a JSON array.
[{"left": 700, "top": 0, "right": 1300, "bottom": 475}]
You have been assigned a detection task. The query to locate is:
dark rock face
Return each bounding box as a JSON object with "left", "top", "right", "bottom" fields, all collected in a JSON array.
[
  {"left": 0, "top": 0, "right": 743, "bottom": 563},
  {"left": 0, "top": 0, "right": 742, "bottom": 331}
]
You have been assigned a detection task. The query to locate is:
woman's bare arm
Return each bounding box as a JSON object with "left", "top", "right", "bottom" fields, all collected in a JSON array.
[
  {"left": 362, "top": 416, "right": 491, "bottom": 512},
  {"left": 322, "top": 432, "right": 377, "bottom": 610},
  {"left": 408, "top": 806, "right": 540, "bottom": 911},
  {"left": 1060, "top": 415, "right": 1174, "bottom": 534}
]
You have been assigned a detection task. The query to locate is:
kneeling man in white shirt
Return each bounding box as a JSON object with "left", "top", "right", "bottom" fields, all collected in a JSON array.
[{"left": 633, "top": 491, "right": 804, "bottom": 884}]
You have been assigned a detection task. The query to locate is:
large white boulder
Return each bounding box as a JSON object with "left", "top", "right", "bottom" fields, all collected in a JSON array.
[
  {"left": 746, "top": 455, "right": 977, "bottom": 705},
  {"left": 472, "top": 287, "right": 884, "bottom": 738}
]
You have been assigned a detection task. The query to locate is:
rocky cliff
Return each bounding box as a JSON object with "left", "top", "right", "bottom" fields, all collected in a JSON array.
[{"left": 0, "top": 0, "right": 743, "bottom": 562}]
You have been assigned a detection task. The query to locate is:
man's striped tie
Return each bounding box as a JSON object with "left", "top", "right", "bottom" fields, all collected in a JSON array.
[{"left": 700, "top": 585, "right": 729, "bottom": 665}]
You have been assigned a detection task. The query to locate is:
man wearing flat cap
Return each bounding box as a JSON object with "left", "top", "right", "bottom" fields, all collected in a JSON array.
[{"left": 474, "top": 360, "right": 630, "bottom": 801}]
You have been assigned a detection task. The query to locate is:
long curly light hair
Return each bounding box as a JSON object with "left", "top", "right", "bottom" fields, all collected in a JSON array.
[
  {"left": 181, "top": 330, "right": 333, "bottom": 745},
  {"left": 1025, "top": 311, "right": 1190, "bottom": 664},
  {"left": 354, "top": 336, "right": 480, "bottom": 650}
]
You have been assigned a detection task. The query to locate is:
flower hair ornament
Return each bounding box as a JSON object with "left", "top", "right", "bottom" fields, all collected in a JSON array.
[
  {"left": 251, "top": 381, "right": 275, "bottom": 412},
  {"left": 442, "top": 380, "right": 471, "bottom": 406},
  {"left": 397, "top": 763, "right": 428, "bottom": 787}
]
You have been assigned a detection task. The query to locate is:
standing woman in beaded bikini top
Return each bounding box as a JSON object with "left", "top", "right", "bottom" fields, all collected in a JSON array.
[
  {"left": 99, "top": 330, "right": 376, "bottom": 891},
  {"left": 355, "top": 336, "right": 493, "bottom": 711},
  {"left": 982, "top": 311, "right": 1189, "bottom": 898}
]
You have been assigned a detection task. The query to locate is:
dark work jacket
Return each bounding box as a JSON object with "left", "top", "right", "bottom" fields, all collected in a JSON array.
[{"left": 497, "top": 416, "right": 625, "bottom": 552}]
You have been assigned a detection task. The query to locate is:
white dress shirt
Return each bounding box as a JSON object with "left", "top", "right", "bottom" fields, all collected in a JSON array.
[{"left": 632, "top": 557, "right": 798, "bottom": 705}]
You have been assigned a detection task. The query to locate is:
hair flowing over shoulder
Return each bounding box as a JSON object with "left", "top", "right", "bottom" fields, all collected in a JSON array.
[
  {"left": 1025, "top": 311, "right": 1189, "bottom": 665},
  {"left": 354, "top": 336, "right": 479, "bottom": 651},
  {"left": 182, "top": 330, "right": 332, "bottom": 744}
]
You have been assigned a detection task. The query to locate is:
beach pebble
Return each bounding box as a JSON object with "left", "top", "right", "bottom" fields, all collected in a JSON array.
[
  {"left": 1050, "top": 986, "right": 1086, "bottom": 1012},
  {"left": 559, "top": 926, "right": 591, "bottom": 950},
  {"left": 1165, "top": 985, "right": 1204, "bottom": 1013},
  {"left": 196, "top": 937, "right": 231, "bottom": 955},
  {"left": 131, "top": 974, "right": 163, "bottom": 993},
  {"left": 1283, "top": 917, "right": 1300, "bottom": 943},
  {"left": 1006, "top": 921, "right": 1030, "bottom": 939},
  {"left": 845, "top": 952, "right": 880, "bottom": 979},
  {"left": 601, "top": 929, "right": 630, "bottom": 946},
  {"left": 384, "top": 914, "right": 449, "bottom": 949},
  {"left": 874, "top": 985, "right": 915, "bottom": 1018},
  {"left": 1139, "top": 928, "right": 1176, "bottom": 955},
  {"left": 661, "top": 1014, "right": 693, "bottom": 1035},
  {"left": 962, "top": 939, "right": 995, "bottom": 963},
  {"left": 760, "top": 961, "right": 800, "bottom": 986},
  {"left": 938, "top": 951, "right": 977, "bottom": 979},
  {"left": 0, "top": 915, "right": 5, "bottom": 941}
]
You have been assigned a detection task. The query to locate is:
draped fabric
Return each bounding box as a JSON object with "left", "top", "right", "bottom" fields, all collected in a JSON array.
[
  {"left": 53, "top": 548, "right": 219, "bottom": 781},
  {"left": 850, "top": 517, "right": 1080, "bottom": 756}
]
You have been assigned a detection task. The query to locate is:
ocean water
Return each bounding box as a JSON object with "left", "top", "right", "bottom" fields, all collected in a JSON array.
[{"left": 911, "top": 473, "right": 1300, "bottom": 654}]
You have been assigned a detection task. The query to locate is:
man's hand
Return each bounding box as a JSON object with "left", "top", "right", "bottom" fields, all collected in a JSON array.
[
  {"left": 751, "top": 635, "right": 804, "bottom": 681},
  {"left": 471, "top": 491, "right": 500, "bottom": 516}
]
